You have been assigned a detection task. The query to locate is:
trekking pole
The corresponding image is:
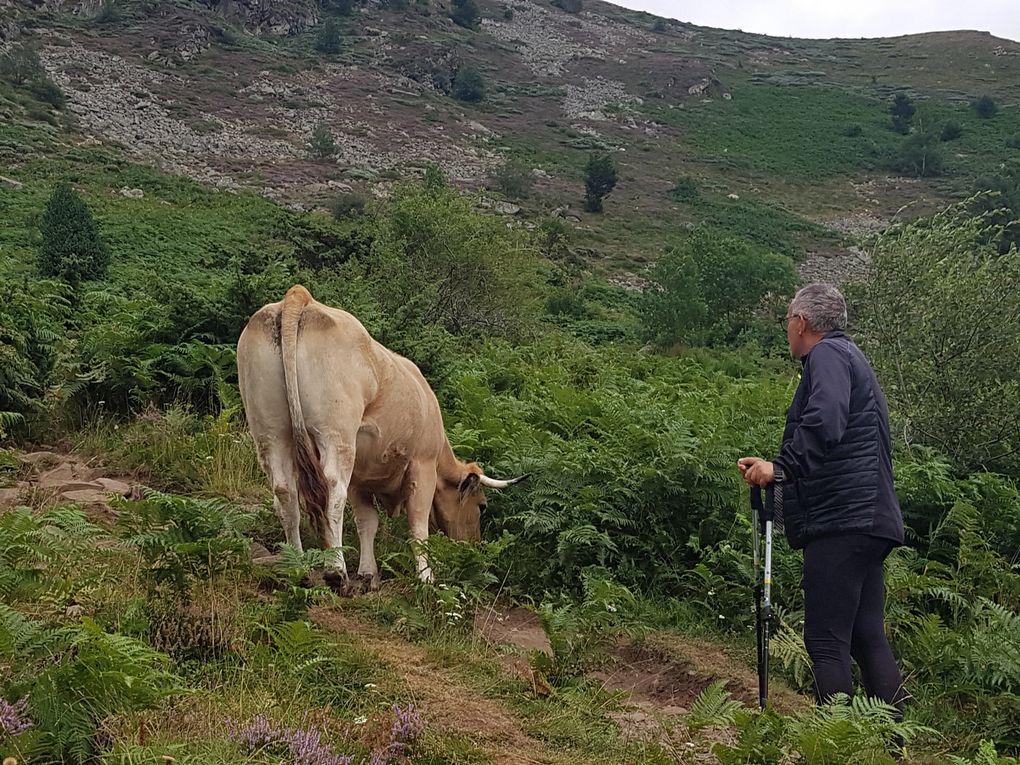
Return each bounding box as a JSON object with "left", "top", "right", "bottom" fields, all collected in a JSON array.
[{"left": 750, "top": 473, "right": 783, "bottom": 711}]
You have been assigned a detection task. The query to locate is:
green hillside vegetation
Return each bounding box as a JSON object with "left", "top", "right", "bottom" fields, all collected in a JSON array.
[{"left": 2, "top": 3, "right": 1020, "bottom": 763}]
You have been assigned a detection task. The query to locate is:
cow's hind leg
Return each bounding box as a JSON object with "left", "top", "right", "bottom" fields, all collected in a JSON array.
[
  {"left": 316, "top": 435, "right": 357, "bottom": 593},
  {"left": 258, "top": 440, "right": 302, "bottom": 553},
  {"left": 350, "top": 490, "right": 381, "bottom": 594}
]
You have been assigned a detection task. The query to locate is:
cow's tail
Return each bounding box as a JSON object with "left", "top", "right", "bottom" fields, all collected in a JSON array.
[{"left": 280, "top": 284, "right": 330, "bottom": 542}]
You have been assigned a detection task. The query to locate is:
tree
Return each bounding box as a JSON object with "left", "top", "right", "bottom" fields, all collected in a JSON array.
[
  {"left": 888, "top": 128, "right": 944, "bottom": 178},
  {"left": 0, "top": 46, "right": 43, "bottom": 86},
  {"left": 308, "top": 123, "right": 337, "bottom": 159},
  {"left": 314, "top": 17, "right": 342, "bottom": 54},
  {"left": 38, "top": 184, "right": 110, "bottom": 284},
  {"left": 889, "top": 93, "right": 915, "bottom": 134},
  {"left": 450, "top": 0, "right": 480, "bottom": 29},
  {"left": 452, "top": 65, "right": 484, "bottom": 102},
  {"left": 973, "top": 95, "right": 998, "bottom": 119},
  {"left": 641, "top": 228, "right": 796, "bottom": 347},
  {"left": 852, "top": 206, "right": 1020, "bottom": 472},
  {"left": 583, "top": 153, "right": 617, "bottom": 213},
  {"left": 370, "top": 182, "right": 540, "bottom": 335}
]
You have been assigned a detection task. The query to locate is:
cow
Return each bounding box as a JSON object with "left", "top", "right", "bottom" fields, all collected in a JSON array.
[{"left": 236, "top": 284, "right": 525, "bottom": 593}]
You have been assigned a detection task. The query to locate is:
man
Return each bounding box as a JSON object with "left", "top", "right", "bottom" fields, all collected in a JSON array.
[{"left": 737, "top": 283, "right": 906, "bottom": 710}]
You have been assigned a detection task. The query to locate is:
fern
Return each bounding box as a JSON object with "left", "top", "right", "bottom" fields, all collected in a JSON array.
[{"left": 686, "top": 680, "right": 743, "bottom": 732}]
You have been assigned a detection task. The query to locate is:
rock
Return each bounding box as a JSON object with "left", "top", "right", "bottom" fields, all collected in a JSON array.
[
  {"left": 0, "top": 175, "right": 23, "bottom": 189},
  {"left": 0, "top": 487, "right": 24, "bottom": 509},
  {"left": 60, "top": 489, "right": 113, "bottom": 505},
  {"left": 727, "top": 193, "right": 740, "bottom": 199},
  {"left": 493, "top": 201, "right": 521, "bottom": 215},
  {"left": 95, "top": 477, "right": 132, "bottom": 496},
  {"left": 65, "top": 604, "right": 84, "bottom": 618},
  {"left": 120, "top": 187, "right": 145, "bottom": 198},
  {"left": 20, "top": 450, "right": 61, "bottom": 468},
  {"left": 38, "top": 464, "right": 77, "bottom": 489}
]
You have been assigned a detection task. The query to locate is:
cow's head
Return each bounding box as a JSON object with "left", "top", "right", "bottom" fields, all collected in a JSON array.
[{"left": 432, "top": 463, "right": 528, "bottom": 541}]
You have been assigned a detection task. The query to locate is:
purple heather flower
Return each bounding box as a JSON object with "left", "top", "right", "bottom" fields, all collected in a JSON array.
[
  {"left": 0, "top": 696, "right": 33, "bottom": 736},
  {"left": 226, "top": 716, "right": 353, "bottom": 765}
]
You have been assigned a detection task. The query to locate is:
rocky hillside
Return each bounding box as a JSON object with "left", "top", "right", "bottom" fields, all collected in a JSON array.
[{"left": 3, "top": 0, "right": 1020, "bottom": 279}]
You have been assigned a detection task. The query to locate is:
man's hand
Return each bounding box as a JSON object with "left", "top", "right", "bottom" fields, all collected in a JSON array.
[{"left": 737, "top": 457, "right": 775, "bottom": 488}]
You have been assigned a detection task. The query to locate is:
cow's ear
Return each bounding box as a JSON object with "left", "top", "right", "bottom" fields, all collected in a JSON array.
[{"left": 458, "top": 472, "right": 481, "bottom": 494}]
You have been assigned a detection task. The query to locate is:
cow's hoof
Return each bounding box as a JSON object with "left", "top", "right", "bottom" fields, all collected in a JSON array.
[
  {"left": 322, "top": 569, "right": 349, "bottom": 594},
  {"left": 347, "top": 573, "right": 380, "bottom": 596}
]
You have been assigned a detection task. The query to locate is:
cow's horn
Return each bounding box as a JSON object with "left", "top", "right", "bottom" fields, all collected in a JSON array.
[{"left": 479, "top": 473, "right": 530, "bottom": 489}]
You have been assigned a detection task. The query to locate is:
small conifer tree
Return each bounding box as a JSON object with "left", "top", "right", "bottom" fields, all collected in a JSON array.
[
  {"left": 38, "top": 184, "right": 110, "bottom": 283},
  {"left": 583, "top": 153, "right": 618, "bottom": 213}
]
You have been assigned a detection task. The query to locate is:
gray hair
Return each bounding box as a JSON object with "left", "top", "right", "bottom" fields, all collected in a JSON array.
[{"left": 790, "top": 283, "right": 847, "bottom": 332}]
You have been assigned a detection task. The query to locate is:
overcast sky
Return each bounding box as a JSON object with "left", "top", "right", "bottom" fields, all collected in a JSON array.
[{"left": 606, "top": 1, "right": 1020, "bottom": 43}]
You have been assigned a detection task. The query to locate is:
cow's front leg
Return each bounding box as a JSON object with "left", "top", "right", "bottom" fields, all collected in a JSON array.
[
  {"left": 350, "top": 491, "right": 381, "bottom": 594},
  {"left": 405, "top": 468, "right": 437, "bottom": 583}
]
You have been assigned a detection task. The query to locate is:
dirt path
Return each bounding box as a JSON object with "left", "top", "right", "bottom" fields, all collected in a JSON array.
[{"left": 312, "top": 607, "right": 579, "bottom": 765}]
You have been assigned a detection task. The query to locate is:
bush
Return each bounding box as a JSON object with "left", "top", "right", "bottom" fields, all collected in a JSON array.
[
  {"left": 38, "top": 184, "right": 110, "bottom": 284},
  {"left": 308, "top": 123, "right": 337, "bottom": 159},
  {"left": 451, "top": 65, "right": 484, "bottom": 102},
  {"left": 890, "top": 92, "right": 915, "bottom": 133},
  {"left": 328, "top": 191, "right": 370, "bottom": 219},
  {"left": 845, "top": 123, "right": 863, "bottom": 137},
  {"left": 27, "top": 77, "right": 65, "bottom": 109},
  {"left": 640, "top": 228, "right": 796, "bottom": 347},
  {"left": 449, "top": 0, "right": 480, "bottom": 29},
  {"left": 551, "top": 0, "right": 583, "bottom": 12},
  {"left": 369, "top": 181, "right": 541, "bottom": 335},
  {"left": 852, "top": 206, "right": 1020, "bottom": 472},
  {"left": 887, "top": 129, "right": 944, "bottom": 177},
  {"left": 941, "top": 120, "right": 963, "bottom": 141},
  {"left": 314, "top": 17, "right": 342, "bottom": 54},
  {"left": 0, "top": 46, "right": 43, "bottom": 86},
  {"left": 1006, "top": 133, "right": 1020, "bottom": 150},
  {"left": 652, "top": 19, "right": 667, "bottom": 32},
  {"left": 973, "top": 95, "right": 998, "bottom": 119},
  {"left": 489, "top": 160, "right": 533, "bottom": 199},
  {"left": 583, "top": 153, "right": 617, "bottom": 213},
  {"left": 670, "top": 175, "right": 699, "bottom": 203}
]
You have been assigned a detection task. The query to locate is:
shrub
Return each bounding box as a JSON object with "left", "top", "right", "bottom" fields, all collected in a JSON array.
[
  {"left": 452, "top": 65, "right": 484, "bottom": 102},
  {"left": 1006, "top": 133, "right": 1020, "bottom": 150},
  {"left": 489, "top": 160, "right": 533, "bottom": 199},
  {"left": 449, "top": 0, "right": 480, "bottom": 29},
  {"left": 845, "top": 123, "right": 863, "bottom": 137},
  {"left": 640, "top": 227, "right": 796, "bottom": 347},
  {"left": 308, "top": 123, "right": 337, "bottom": 159},
  {"left": 652, "top": 18, "right": 667, "bottom": 32},
  {"left": 27, "top": 77, "right": 65, "bottom": 109},
  {"left": 94, "top": 0, "right": 119, "bottom": 24},
  {"left": 369, "top": 181, "right": 540, "bottom": 335},
  {"left": 583, "top": 153, "right": 617, "bottom": 213},
  {"left": 328, "top": 191, "right": 370, "bottom": 219},
  {"left": 887, "top": 129, "right": 944, "bottom": 177},
  {"left": 941, "top": 120, "right": 963, "bottom": 141},
  {"left": 973, "top": 95, "right": 998, "bottom": 119},
  {"left": 890, "top": 92, "right": 915, "bottom": 133},
  {"left": 852, "top": 206, "right": 1020, "bottom": 472},
  {"left": 551, "top": 0, "right": 583, "bottom": 12},
  {"left": 670, "top": 175, "right": 699, "bottom": 203},
  {"left": 0, "top": 46, "right": 43, "bottom": 86},
  {"left": 38, "top": 184, "right": 110, "bottom": 284},
  {"left": 314, "top": 17, "right": 342, "bottom": 54}
]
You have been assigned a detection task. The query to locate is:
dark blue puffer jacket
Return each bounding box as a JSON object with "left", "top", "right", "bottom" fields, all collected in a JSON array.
[{"left": 773, "top": 331, "right": 904, "bottom": 550}]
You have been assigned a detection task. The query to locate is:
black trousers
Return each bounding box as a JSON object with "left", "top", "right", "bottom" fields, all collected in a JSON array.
[{"left": 802, "top": 533, "right": 905, "bottom": 708}]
